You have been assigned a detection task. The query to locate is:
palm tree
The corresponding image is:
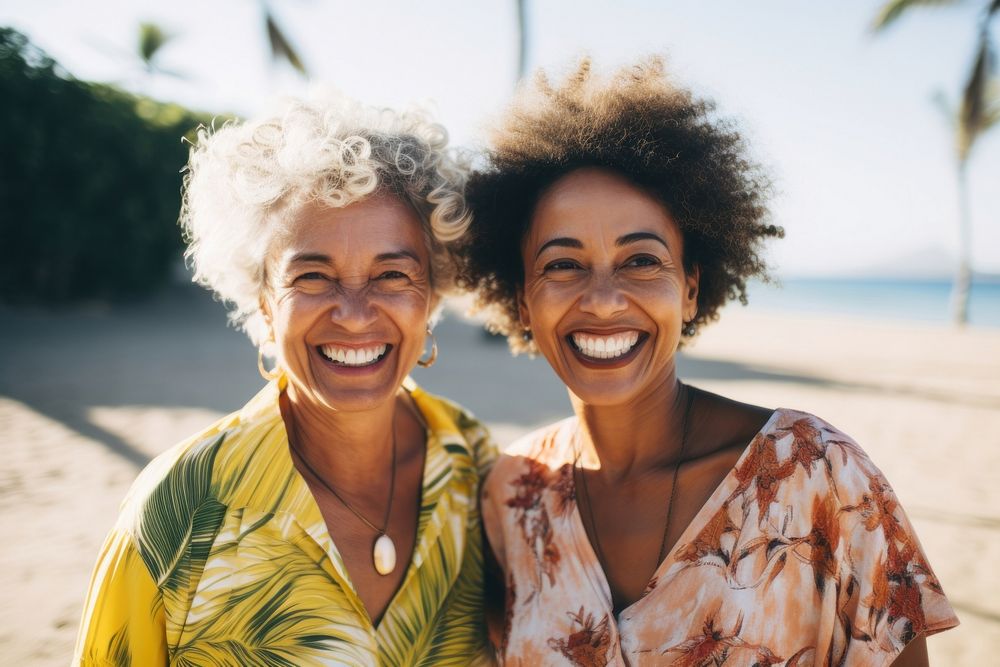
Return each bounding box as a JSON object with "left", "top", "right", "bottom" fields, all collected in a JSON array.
[
  {"left": 260, "top": 0, "right": 309, "bottom": 77},
  {"left": 516, "top": 0, "right": 528, "bottom": 83},
  {"left": 872, "top": 0, "right": 1000, "bottom": 324},
  {"left": 136, "top": 22, "right": 175, "bottom": 76}
]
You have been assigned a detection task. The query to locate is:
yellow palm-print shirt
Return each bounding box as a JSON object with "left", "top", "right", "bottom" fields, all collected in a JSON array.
[
  {"left": 482, "top": 409, "right": 958, "bottom": 666},
  {"left": 75, "top": 376, "right": 497, "bottom": 666}
]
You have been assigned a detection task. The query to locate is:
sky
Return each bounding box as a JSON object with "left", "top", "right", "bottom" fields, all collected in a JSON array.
[{"left": 3, "top": 0, "right": 999, "bottom": 277}]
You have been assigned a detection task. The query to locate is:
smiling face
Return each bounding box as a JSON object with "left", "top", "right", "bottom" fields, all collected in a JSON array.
[
  {"left": 262, "top": 195, "right": 435, "bottom": 413},
  {"left": 519, "top": 168, "right": 699, "bottom": 407}
]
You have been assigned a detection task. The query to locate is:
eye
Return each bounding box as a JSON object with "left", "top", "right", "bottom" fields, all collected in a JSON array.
[
  {"left": 294, "top": 271, "right": 330, "bottom": 282},
  {"left": 376, "top": 270, "right": 410, "bottom": 281},
  {"left": 543, "top": 260, "right": 583, "bottom": 272},
  {"left": 622, "top": 255, "right": 662, "bottom": 270}
]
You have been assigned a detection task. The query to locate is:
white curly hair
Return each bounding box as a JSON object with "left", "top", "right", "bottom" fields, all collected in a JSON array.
[{"left": 180, "top": 91, "right": 472, "bottom": 346}]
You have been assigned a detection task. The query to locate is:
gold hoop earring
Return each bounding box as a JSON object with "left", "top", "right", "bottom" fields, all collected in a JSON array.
[
  {"left": 258, "top": 347, "right": 281, "bottom": 381},
  {"left": 417, "top": 327, "right": 438, "bottom": 368}
]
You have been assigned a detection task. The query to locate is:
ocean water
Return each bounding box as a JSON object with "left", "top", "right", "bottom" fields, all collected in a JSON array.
[{"left": 745, "top": 278, "right": 1000, "bottom": 328}]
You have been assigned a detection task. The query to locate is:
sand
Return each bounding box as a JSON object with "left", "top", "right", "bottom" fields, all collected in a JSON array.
[{"left": 1, "top": 285, "right": 997, "bottom": 665}]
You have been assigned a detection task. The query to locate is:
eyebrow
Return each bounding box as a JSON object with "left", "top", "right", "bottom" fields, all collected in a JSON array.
[
  {"left": 287, "top": 250, "right": 422, "bottom": 266},
  {"left": 287, "top": 252, "right": 331, "bottom": 266},
  {"left": 616, "top": 232, "right": 670, "bottom": 250},
  {"left": 535, "top": 237, "right": 584, "bottom": 259},
  {"left": 375, "top": 250, "right": 422, "bottom": 264},
  {"left": 534, "top": 232, "right": 670, "bottom": 259}
]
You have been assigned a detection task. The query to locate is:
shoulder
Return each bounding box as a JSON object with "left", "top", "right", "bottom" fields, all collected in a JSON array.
[
  {"left": 504, "top": 417, "right": 575, "bottom": 456},
  {"left": 764, "top": 413, "right": 959, "bottom": 650},
  {"left": 409, "top": 385, "right": 498, "bottom": 478},
  {"left": 115, "top": 389, "right": 281, "bottom": 578},
  {"left": 484, "top": 417, "right": 576, "bottom": 494},
  {"left": 724, "top": 407, "right": 890, "bottom": 524},
  {"left": 766, "top": 408, "right": 884, "bottom": 485},
  {"left": 418, "top": 389, "right": 489, "bottom": 442},
  {"left": 118, "top": 416, "right": 232, "bottom": 527}
]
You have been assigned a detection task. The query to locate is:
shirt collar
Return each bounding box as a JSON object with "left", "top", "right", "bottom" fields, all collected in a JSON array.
[{"left": 210, "top": 373, "right": 476, "bottom": 631}]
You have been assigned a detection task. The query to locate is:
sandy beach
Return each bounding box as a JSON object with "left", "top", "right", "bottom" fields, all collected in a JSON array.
[{"left": 1, "top": 285, "right": 997, "bottom": 665}]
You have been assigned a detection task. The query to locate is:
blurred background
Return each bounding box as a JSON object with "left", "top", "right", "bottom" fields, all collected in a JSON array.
[{"left": 1, "top": 1, "right": 998, "bottom": 664}]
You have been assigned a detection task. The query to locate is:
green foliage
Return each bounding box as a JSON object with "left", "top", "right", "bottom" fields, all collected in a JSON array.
[
  {"left": 870, "top": 0, "right": 961, "bottom": 33},
  {"left": 138, "top": 21, "right": 173, "bottom": 71},
  {"left": 0, "top": 27, "right": 223, "bottom": 303},
  {"left": 263, "top": 7, "right": 308, "bottom": 77}
]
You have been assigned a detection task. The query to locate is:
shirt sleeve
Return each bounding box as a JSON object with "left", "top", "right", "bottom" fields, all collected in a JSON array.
[
  {"left": 834, "top": 465, "right": 959, "bottom": 665},
  {"left": 74, "top": 526, "right": 167, "bottom": 666},
  {"left": 457, "top": 411, "right": 499, "bottom": 482},
  {"left": 479, "top": 463, "right": 508, "bottom": 576}
]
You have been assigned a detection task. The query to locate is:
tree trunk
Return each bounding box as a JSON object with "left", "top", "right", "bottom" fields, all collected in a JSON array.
[
  {"left": 515, "top": 0, "right": 528, "bottom": 83},
  {"left": 951, "top": 160, "right": 972, "bottom": 325}
]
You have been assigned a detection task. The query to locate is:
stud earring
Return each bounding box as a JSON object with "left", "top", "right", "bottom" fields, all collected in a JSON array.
[{"left": 417, "top": 326, "right": 438, "bottom": 368}]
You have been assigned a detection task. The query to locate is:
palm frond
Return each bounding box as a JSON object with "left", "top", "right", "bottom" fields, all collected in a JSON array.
[
  {"left": 264, "top": 9, "right": 308, "bottom": 77},
  {"left": 133, "top": 432, "right": 225, "bottom": 587},
  {"left": 958, "top": 34, "right": 995, "bottom": 159},
  {"left": 138, "top": 21, "right": 172, "bottom": 70},
  {"left": 870, "top": 0, "right": 962, "bottom": 33},
  {"left": 980, "top": 81, "right": 1000, "bottom": 129}
]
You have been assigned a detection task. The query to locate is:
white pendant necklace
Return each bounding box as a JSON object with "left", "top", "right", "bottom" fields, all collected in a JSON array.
[{"left": 291, "top": 419, "right": 398, "bottom": 576}]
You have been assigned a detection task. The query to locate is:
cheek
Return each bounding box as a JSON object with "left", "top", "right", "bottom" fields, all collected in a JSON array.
[
  {"left": 521, "top": 282, "right": 564, "bottom": 333},
  {"left": 523, "top": 278, "right": 579, "bottom": 310},
  {"left": 272, "top": 293, "right": 324, "bottom": 334},
  {"left": 637, "top": 277, "right": 684, "bottom": 305},
  {"left": 377, "top": 289, "right": 433, "bottom": 328}
]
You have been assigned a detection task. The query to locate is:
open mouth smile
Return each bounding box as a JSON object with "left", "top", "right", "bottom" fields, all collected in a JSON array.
[
  {"left": 318, "top": 343, "right": 391, "bottom": 368},
  {"left": 567, "top": 330, "right": 646, "bottom": 364}
]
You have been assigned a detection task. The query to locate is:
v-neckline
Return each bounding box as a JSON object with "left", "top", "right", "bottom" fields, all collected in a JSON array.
[
  {"left": 566, "top": 409, "right": 783, "bottom": 619},
  {"left": 280, "top": 386, "right": 442, "bottom": 633}
]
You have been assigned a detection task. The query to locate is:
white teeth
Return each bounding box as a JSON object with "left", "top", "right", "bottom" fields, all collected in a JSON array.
[
  {"left": 320, "top": 344, "right": 388, "bottom": 366},
  {"left": 570, "top": 332, "right": 640, "bottom": 360}
]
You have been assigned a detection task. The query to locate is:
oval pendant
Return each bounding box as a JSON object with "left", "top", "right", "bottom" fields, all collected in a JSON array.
[{"left": 373, "top": 533, "right": 396, "bottom": 576}]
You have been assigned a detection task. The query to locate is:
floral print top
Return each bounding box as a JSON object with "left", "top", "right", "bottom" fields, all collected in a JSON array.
[{"left": 482, "top": 409, "right": 958, "bottom": 666}]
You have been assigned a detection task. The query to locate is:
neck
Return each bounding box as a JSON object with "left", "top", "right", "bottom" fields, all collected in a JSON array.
[
  {"left": 280, "top": 385, "right": 403, "bottom": 486},
  {"left": 571, "top": 372, "right": 690, "bottom": 481}
]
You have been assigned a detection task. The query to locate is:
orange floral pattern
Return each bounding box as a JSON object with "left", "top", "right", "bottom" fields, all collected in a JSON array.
[{"left": 482, "top": 409, "right": 958, "bottom": 666}]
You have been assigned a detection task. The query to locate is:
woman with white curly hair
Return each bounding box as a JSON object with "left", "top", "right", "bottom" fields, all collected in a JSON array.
[{"left": 75, "top": 93, "right": 496, "bottom": 666}]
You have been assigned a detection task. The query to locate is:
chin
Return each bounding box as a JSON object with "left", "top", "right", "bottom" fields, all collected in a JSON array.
[
  {"left": 567, "top": 383, "right": 645, "bottom": 408},
  {"left": 287, "top": 367, "right": 404, "bottom": 415},
  {"left": 313, "top": 383, "right": 399, "bottom": 413}
]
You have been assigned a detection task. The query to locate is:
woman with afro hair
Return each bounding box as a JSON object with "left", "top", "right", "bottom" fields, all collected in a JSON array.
[{"left": 463, "top": 59, "right": 957, "bottom": 666}]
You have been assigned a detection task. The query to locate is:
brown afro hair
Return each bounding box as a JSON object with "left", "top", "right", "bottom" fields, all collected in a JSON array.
[{"left": 458, "top": 57, "right": 783, "bottom": 354}]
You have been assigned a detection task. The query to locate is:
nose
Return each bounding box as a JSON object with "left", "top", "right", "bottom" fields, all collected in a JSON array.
[
  {"left": 578, "top": 272, "right": 628, "bottom": 320},
  {"left": 329, "top": 282, "right": 379, "bottom": 330}
]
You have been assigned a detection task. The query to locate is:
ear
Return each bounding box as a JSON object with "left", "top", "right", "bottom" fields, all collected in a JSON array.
[
  {"left": 425, "top": 291, "right": 444, "bottom": 331},
  {"left": 428, "top": 290, "right": 443, "bottom": 317},
  {"left": 683, "top": 265, "right": 700, "bottom": 322},
  {"left": 516, "top": 285, "right": 531, "bottom": 332},
  {"left": 259, "top": 297, "right": 275, "bottom": 340}
]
